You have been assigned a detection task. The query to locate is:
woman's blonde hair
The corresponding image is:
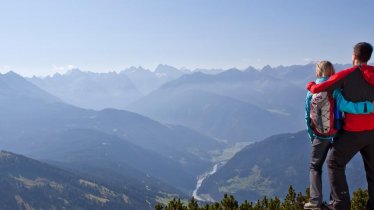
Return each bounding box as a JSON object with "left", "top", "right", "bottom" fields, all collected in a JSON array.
[{"left": 316, "top": 61, "right": 335, "bottom": 78}]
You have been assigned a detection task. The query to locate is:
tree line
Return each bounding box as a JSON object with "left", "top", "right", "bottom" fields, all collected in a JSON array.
[{"left": 155, "top": 186, "right": 368, "bottom": 210}]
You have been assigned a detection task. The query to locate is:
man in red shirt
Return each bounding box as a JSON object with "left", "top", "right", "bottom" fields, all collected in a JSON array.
[{"left": 307, "top": 42, "right": 374, "bottom": 210}]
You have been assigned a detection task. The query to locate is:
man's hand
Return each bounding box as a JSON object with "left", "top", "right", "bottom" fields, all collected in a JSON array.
[{"left": 306, "top": 81, "right": 316, "bottom": 91}]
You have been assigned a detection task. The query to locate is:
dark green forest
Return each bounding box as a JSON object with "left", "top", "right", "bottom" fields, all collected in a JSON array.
[{"left": 155, "top": 186, "right": 369, "bottom": 210}]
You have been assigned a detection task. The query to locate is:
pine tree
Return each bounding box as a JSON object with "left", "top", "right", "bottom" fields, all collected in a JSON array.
[
  {"left": 268, "top": 197, "right": 281, "bottom": 210},
  {"left": 351, "top": 188, "right": 369, "bottom": 210},
  {"left": 209, "top": 202, "right": 223, "bottom": 210},
  {"left": 155, "top": 203, "right": 164, "bottom": 210},
  {"left": 296, "top": 192, "right": 306, "bottom": 209},
  {"left": 281, "top": 185, "right": 298, "bottom": 210},
  {"left": 220, "top": 194, "right": 238, "bottom": 210},
  {"left": 261, "top": 196, "right": 269, "bottom": 209},
  {"left": 165, "top": 198, "right": 186, "bottom": 210},
  {"left": 286, "top": 185, "right": 296, "bottom": 204},
  {"left": 200, "top": 204, "right": 210, "bottom": 210},
  {"left": 238, "top": 200, "right": 253, "bottom": 210},
  {"left": 188, "top": 197, "right": 199, "bottom": 210},
  {"left": 253, "top": 200, "right": 263, "bottom": 210}
]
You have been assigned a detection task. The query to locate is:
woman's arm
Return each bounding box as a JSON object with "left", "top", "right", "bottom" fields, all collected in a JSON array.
[{"left": 305, "top": 92, "right": 315, "bottom": 141}]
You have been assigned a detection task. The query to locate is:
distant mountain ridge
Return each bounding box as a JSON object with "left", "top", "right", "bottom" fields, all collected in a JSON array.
[
  {"left": 120, "top": 64, "right": 189, "bottom": 94},
  {"left": 27, "top": 63, "right": 352, "bottom": 111},
  {"left": 28, "top": 69, "right": 142, "bottom": 110},
  {"left": 28, "top": 65, "right": 196, "bottom": 110},
  {"left": 127, "top": 65, "right": 314, "bottom": 142},
  {"left": 25, "top": 63, "right": 354, "bottom": 143}
]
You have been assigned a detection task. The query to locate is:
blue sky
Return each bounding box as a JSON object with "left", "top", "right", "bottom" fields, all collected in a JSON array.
[{"left": 0, "top": 0, "right": 373, "bottom": 76}]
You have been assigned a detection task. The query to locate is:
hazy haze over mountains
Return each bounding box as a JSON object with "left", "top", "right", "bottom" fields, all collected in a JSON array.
[
  {"left": 29, "top": 63, "right": 331, "bottom": 142},
  {"left": 1, "top": 62, "right": 366, "bottom": 208},
  {"left": 29, "top": 69, "right": 142, "bottom": 110},
  {"left": 127, "top": 65, "right": 314, "bottom": 141},
  {"left": 1, "top": 71, "right": 222, "bottom": 194}
]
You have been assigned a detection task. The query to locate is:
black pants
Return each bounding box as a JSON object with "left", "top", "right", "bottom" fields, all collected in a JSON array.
[
  {"left": 310, "top": 138, "right": 331, "bottom": 204},
  {"left": 327, "top": 130, "right": 374, "bottom": 210}
]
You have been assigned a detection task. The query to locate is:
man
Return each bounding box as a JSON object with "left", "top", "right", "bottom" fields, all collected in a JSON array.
[{"left": 307, "top": 42, "right": 374, "bottom": 210}]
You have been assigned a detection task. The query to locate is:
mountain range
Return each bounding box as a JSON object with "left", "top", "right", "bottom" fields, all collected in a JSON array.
[
  {"left": 29, "top": 64, "right": 328, "bottom": 142},
  {"left": 121, "top": 64, "right": 189, "bottom": 94},
  {"left": 0, "top": 71, "right": 222, "bottom": 194},
  {"left": 127, "top": 67, "right": 308, "bottom": 142},
  {"left": 28, "top": 64, "right": 189, "bottom": 110},
  {"left": 1, "top": 62, "right": 367, "bottom": 208},
  {"left": 29, "top": 69, "right": 142, "bottom": 110}
]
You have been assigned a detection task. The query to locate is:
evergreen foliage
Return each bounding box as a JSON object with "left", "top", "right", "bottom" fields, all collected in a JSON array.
[
  {"left": 155, "top": 186, "right": 369, "bottom": 210},
  {"left": 351, "top": 188, "right": 369, "bottom": 210}
]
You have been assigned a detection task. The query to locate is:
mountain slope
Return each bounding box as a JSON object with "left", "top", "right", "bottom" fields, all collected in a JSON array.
[
  {"left": 24, "top": 128, "right": 203, "bottom": 192},
  {"left": 198, "top": 130, "right": 366, "bottom": 202},
  {"left": 0, "top": 151, "right": 167, "bottom": 209},
  {"left": 0, "top": 71, "right": 60, "bottom": 102},
  {"left": 160, "top": 68, "right": 305, "bottom": 113},
  {"left": 127, "top": 68, "right": 306, "bottom": 142},
  {"left": 129, "top": 88, "right": 296, "bottom": 142}
]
